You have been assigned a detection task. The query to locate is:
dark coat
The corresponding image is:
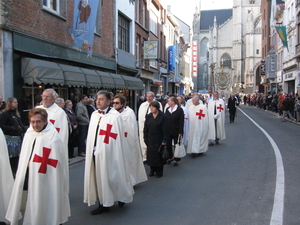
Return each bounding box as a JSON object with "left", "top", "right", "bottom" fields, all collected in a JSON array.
[
  {"left": 144, "top": 111, "right": 169, "bottom": 167},
  {"left": 64, "top": 108, "right": 78, "bottom": 128},
  {"left": 165, "top": 106, "right": 184, "bottom": 136},
  {"left": 0, "top": 110, "right": 26, "bottom": 136},
  {"left": 282, "top": 97, "right": 293, "bottom": 110},
  {"left": 227, "top": 97, "right": 237, "bottom": 112},
  {"left": 86, "top": 105, "right": 96, "bottom": 119}
]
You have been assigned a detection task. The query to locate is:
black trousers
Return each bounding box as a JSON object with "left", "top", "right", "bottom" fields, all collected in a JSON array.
[{"left": 167, "top": 134, "right": 181, "bottom": 162}]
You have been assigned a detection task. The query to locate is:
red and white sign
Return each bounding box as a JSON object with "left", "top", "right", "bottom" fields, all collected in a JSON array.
[{"left": 192, "top": 41, "right": 198, "bottom": 77}]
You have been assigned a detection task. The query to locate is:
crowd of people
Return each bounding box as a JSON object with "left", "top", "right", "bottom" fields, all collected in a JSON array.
[{"left": 0, "top": 88, "right": 232, "bottom": 224}]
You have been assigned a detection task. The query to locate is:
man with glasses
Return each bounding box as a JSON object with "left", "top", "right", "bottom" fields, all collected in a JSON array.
[
  {"left": 84, "top": 90, "right": 134, "bottom": 215},
  {"left": 113, "top": 94, "right": 147, "bottom": 186}
]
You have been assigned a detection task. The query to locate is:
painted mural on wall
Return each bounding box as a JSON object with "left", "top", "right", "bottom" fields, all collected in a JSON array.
[{"left": 68, "top": 0, "right": 99, "bottom": 56}]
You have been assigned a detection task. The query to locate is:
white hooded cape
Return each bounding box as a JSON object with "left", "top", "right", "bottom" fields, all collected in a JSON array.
[
  {"left": 37, "top": 103, "right": 69, "bottom": 189},
  {"left": 6, "top": 123, "right": 70, "bottom": 225},
  {"left": 181, "top": 105, "right": 189, "bottom": 146},
  {"left": 187, "top": 104, "right": 209, "bottom": 154},
  {"left": 120, "top": 107, "right": 147, "bottom": 186},
  {"left": 207, "top": 99, "right": 226, "bottom": 140},
  {"left": 138, "top": 101, "right": 162, "bottom": 161},
  {"left": 84, "top": 109, "right": 134, "bottom": 207},
  {"left": 0, "top": 128, "right": 15, "bottom": 223}
]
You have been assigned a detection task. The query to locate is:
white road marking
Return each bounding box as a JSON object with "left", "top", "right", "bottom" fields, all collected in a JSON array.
[{"left": 238, "top": 108, "right": 284, "bottom": 225}]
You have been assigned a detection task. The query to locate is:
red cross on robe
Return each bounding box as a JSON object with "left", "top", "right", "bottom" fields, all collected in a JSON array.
[
  {"left": 49, "top": 119, "right": 61, "bottom": 133},
  {"left": 196, "top": 109, "right": 205, "bottom": 120},
  {"left": 99, "top": 124, "right": 118, "bottom": 144},
  {"left": 33, "top": 147, "right": 58, "bottom": 174},
  {"left": 217, "top": 104, "right": 224, "bottom": 112},
  {"left": 124, "top": 132, "right": 128, "bottom": 137}
]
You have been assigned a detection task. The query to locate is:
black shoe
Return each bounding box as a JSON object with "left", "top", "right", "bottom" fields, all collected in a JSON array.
[
  {"left": 166, "top": 158, "right": 174, "bottom": 164},
  {"left": 174, "top": 162, "right": 178, "bottom": 166},
  {"left": 208, "top": 142, "right": 214, "bottom": 146},
  {"left": 216, "top": 140, "right": 220, "bottom": 145},
  {"left": 191, "top": 153, "right": 197, "bottom": 158},
  {"left": 148, "top": 171, "right": 155, "bottom": 176},
  {"left": 91, "top": 206, "right": 110, "bottom": 215},
  {"left": 118, "top": 201, "right": 125, "bottom": 208},
  {"left": 156, "top": 174, "right": 162, "bottom": 178}
]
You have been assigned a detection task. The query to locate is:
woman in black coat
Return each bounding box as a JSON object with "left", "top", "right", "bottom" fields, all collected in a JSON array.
[
  {"left": 64, "top": 100, "right": 78, "bottom": 158},
  {"left": 165, "top": 96, "right": 184, "bottom": 166},
  {"left": 144, "top": 101, "right": 169, "bottom": 178},
  {"left": 0, "top": 97, "right": 26, "bottom": 177}
]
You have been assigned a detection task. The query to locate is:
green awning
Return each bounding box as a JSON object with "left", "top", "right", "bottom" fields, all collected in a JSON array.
[
  {"left": 58, "top": 64, "right": 86, "bottom": 87},
  {"left": 21, "top": 58, "right": 64, "bottom": 86},
  {"left": 121, "top": 75, "right": 144, "bottom": 90},
  {"left": 80, "top": 68, "right": 102, "bottom": 88},
  {"left": 96, "top": 71, "right": 115, "bottom": 88},
  {"left": 110, "top": 73, "right": 126, "bottom": 89}
]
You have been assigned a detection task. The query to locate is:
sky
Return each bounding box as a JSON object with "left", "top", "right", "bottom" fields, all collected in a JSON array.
[{"left": 163, "top": 0, "right": 233, "bottom": 27}]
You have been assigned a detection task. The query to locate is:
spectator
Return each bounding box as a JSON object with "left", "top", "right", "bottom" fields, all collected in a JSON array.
[
  {"left": 281, "top": 95, "right": 294, "bottom": 122},
  {"left": 64, "top": 100, "right": 78, "bottom": 158},
  {"left": 0, "top": 95, "right": 6, "bottom": 113},
  {"left": 55, "top": 97, "right": 65, "bottom": 108},
  {"left": 0, "top": 97, "right": 26, "bottom": 177},
  {"left": 86, "top": 98, "right": 96, "bottom": 119},
  {"left": 75, "top": 94, "right": 89, "bottom": 157}
]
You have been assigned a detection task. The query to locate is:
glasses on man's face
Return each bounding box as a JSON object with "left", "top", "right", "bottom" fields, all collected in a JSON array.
[{"left": 112, "top": 102, "right": 120, "bottom": 105}]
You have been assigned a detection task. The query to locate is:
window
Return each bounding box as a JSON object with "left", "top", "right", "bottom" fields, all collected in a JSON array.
[
  {"left": 150, "top": 11, "right": 158, "bottom": 36},
  {"left": 135, "top": 0, "right": 140, "bottom": 22},
  {"left": 220, "top": 54, "right": 232, "bottom": 68},
  {"left": 136, "top": 35, "right": 140, "bottom": 67},
  {"left": 256, "top": 49, "right": 259, "bottom": 54},
  {"left": 149, "top": 59, "right": 157, "bottom": 68},
  {"left": 95, "top": 0, "right": 103, "bottom": 35},
  {"left": 42, "top": 0, "right": 66, "bottom": 17},
  {"left": 249, "top": 0, "right": 255, "bottom": 4},
  {"left": 118, "top": 14, "right": 130, "bottom": 52}
]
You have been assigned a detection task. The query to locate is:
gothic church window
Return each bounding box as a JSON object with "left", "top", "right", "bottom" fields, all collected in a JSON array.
[{"left": 220, "top": 54, "right": 231, "bottom": 68}]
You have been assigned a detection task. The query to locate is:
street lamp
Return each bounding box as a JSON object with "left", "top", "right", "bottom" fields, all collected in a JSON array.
[{"left": 209, "top": 63, "right": 215, "bottom": 92}]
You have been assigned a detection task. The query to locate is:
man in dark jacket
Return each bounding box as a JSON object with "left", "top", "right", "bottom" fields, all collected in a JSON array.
[
  {"left": 281, "top": 95, "right": 294, "bottom": 122},
  {"left": 227, "top": 94, "right": 237, "bottom": 123}
]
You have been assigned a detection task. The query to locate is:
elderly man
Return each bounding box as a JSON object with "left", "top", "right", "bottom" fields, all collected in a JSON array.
[
  {"left": 6, "top": 108, "right": 70, "bottom": 225},
  {"left": 138, "top": 91, "right": 162, "bottom": 162},
  {"left": 55, "top": 97, "right": 65, "bottom": 108},
  {"left": 208, "top": 92, "right": 226, "bottom": 145},
  {"left": 185, "top": 92, "right": 203, "bottom": 110},
  {"left": 84, "top": 90, "right": 134, "bottom": 215},
  {"left": 187, "top": 95, "right": 209, "bottom": 157}
]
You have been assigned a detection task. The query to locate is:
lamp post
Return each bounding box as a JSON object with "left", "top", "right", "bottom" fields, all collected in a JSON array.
[{"left": 209, "top": 63, "right": 215, "bottom": 93}]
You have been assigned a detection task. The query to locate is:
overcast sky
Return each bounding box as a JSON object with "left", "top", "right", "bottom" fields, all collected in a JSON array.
[{"left": 163, "top": 0, "right": 233, "bottom": 27}]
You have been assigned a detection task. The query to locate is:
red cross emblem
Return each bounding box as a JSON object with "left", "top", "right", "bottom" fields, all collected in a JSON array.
[
  {"left": 49, "top": 119, "right": 61, "bottom": 133},
  {"left": 217, "top": 104, "right": 224, "bottom": 112},
  {"left": 33, "top": 147, "right": 58, "bottom": 174},
  {"left": 124, "top": 132, "right": 128, "bottom": 137},
  {"left": 196, "top": 109, "right": 205, "bottom": 120},
  {"left": 99, "top": 124, "right": 118, "bottom": 144}
]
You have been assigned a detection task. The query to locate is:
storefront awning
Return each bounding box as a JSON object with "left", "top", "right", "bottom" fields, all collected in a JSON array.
[
  {"left": 110, "top": 73, "right": 126, "bottom": 89},
  {"left": 152, "top": 79, "right": 163, "bottom": 86},
  {"left": 80, "top": 68, "right": 102, "bottom": 88},
  {"left": 21, "top": 58, "right": 64, "bottom": 86},
  {"left": 121, "top": 75, "right": 144, "bottom": 90},
  {"left": 58, "top": 64, "right": 86, "bottom": 87},
  {"left": 21, "top": 57, "right": 144, "bottom": 90}
]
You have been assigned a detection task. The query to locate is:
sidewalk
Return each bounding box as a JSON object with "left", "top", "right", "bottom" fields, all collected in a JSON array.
[
  {"left": 68, "top": 147, "right": 85, "bottom": 166},
  {"left": 240, "top": 105, "right": 300, "bottom": 126}
]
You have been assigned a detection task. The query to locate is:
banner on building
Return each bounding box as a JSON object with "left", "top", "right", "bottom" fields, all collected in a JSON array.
[
  {"left": 143, "top": 41, "right": 158, "bottom": 59},
  {"left": 275, "top": 26, "right": 288, "bottom": 48},
  {"left": 192, "top": 41, "right": 197, "bottom": 77},
  {"left": 68, "top": 0, "right": 99, "bottom": 56},
  {"left": 168, "top": 46, "right": 175, "bottom": 71}
]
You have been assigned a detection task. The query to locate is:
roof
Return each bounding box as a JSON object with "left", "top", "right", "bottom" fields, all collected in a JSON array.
[{"left": 200, "top": 9, "right": 232, "bottom": 30}]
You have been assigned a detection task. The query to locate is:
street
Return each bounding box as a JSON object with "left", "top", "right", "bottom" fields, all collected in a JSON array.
[{"left": 65, "top": 105, "right": 300, "bottom": 225}]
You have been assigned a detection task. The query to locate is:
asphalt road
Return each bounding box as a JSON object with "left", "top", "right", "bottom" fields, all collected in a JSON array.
[{"left": 64, "top": 105, "right": 300, "bottom": 225}]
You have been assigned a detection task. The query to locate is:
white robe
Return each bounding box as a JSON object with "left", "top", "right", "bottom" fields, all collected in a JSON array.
[
  {"left": 84, "top": 108, "right": 134, "bottom": 207},
  {"left": 207, "top": 99, "right": 226, "bottom": 140},
  {"left": 187, "top": 104, "right": 209, "bottom": 154},
  {"left": 6, "top": 123, "right": 70, "bottom": 225},
  {"left": 37, "top": 103, "right": 69, "bottom": 190},
  {"left": 138, "top": 101, "right": 162, "bottom": 161},
  {"left": 181, "top": 105, "right": 189, "bottom": 146},
  {"left": 0, "top": 128, "right": 15, "bottom": 223},
  {"left": 120, "top": 107, "right": 147, "bottom": 186}
]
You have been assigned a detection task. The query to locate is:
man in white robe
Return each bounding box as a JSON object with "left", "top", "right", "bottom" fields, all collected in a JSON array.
[
  {"left": 113, "top": 94, "right": 147, "bottom": 186},
  {"left": 6, "top": 108, "right": 70, "bottom": 225},
  {"left": 84, "top": 90, "right": 134, "bottom": 215},
  {"left": 138, "top": 91, "right": 162, "bottom": 161},
  {"left": 185, "top": 93, "right": 203, "bottom": 109},
  {"left": 187, "top": 95, "right": 209, "bottom": 156},
  {"left": 37, "top": 89, "right": 69, "bottom": 189},
  {"left": 0, "top": 128, "right": 14, "bottom": 224},
  {"left": 207, "top": 92, "right": 226, "bottom": 145}
]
